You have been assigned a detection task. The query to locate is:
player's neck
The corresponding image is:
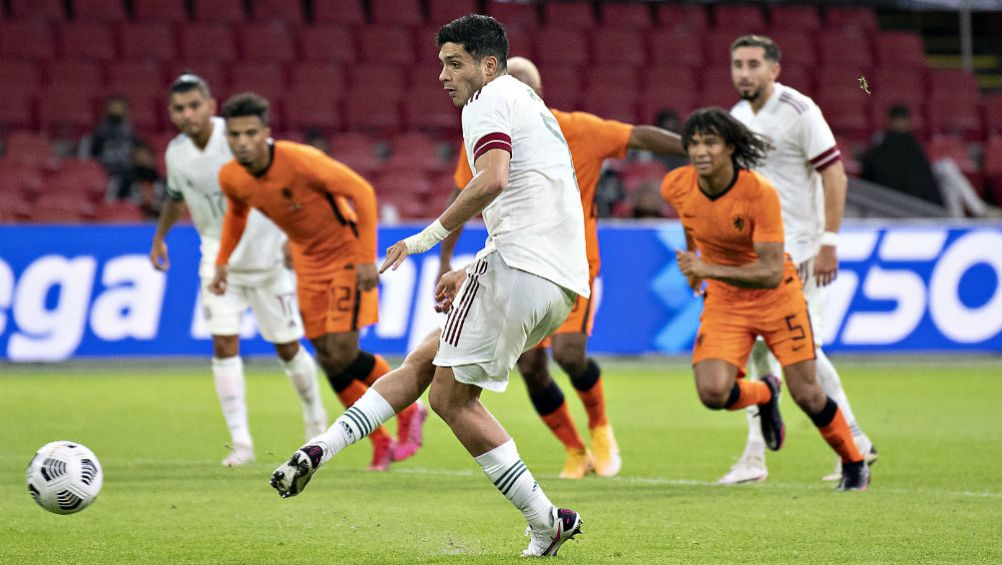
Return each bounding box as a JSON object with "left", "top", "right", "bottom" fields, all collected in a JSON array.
[
  {"left": 190, "top": 119, "right": 213, "bottom": 150},
  {"left": 480, "top": 70, "right": 508, "bottom": 89},
  {"left": 750, "top": 83, "right": 775, "bottom": 114},
  {"left": 245, "top": 143, "right": 274, "bottom": 177},
  {"left": 697, "top": 164, "right": 737, "bottom": 197}
]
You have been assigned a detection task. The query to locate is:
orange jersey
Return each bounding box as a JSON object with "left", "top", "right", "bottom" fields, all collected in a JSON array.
[
  {"left": 454, "top": 108, "right": 632, "bottom": 276},
  {"left": 216, "top": 141, "right": 378, "bottom": 279},
  {"left": 660, "top": 166, "right": 789, "bottom": 299}
]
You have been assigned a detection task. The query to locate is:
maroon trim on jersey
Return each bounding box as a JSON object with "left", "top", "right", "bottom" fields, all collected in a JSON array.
[
  {"left": 810, "top": 146, "right": 842, "bottom": 172},
  {"left": 779, "top": 93, "right": 808, "bottom": 115},
  {"left": 473, "top": 132, "right": 512, "bottom": 161}
]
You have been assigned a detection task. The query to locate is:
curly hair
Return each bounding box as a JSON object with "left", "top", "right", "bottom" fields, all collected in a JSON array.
[{"left": 681, "top": 107, "right": 773, "bottom": 170}]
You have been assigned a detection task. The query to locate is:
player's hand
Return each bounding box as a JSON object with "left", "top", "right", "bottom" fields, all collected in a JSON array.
[
  {"left": 282, "top": 241, "right": 293, "bottom": 270},
  {"left": 357, "top": 262, "right": 379, "bottom": 291},
  {"left": 150, "top": 238, "right": 170, "bottom": 271},
  {"left": 814, "top": 245, "right": 838, "bottom": 287},
  {"left": 435, "top": 261, "right": 452, "bottom": 294},
  {"left": 675, "top": 250, "right": 706, "bottom": 279},
  {"left": 209, "top": 265, "right": 228, "bottom": 295},
  {"left": 380, "top": 241, "right": 410, "bottom": 273},
  {"left": 434, "top": 269, "right": 466, "bottom": 313}
]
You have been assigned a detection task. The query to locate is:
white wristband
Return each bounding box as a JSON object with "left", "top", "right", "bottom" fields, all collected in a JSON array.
[
  {"left": 403, "top": 220, "right": 450, "bottom": 254},
  {"left": 820, "top": 231, "right": 838, "bottom": 247}
]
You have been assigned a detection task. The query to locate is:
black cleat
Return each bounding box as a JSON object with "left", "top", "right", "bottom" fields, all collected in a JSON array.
[
  {"left": 759, "top": 375, "right": 785, "bottom": 451},
  {"left": 837, "top": 460, "right": 870, "bottom": 491}
]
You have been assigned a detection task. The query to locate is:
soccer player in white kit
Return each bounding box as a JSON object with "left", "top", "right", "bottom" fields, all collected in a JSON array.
[
  {"left": 150, "top": 74, "right": 327, "bottom": 466},
  {"left": 718, "top": 36, "right": 877, "bottom": 484},
  {"left": 270, "top": 15, "right": 586, "bottom": 556}
]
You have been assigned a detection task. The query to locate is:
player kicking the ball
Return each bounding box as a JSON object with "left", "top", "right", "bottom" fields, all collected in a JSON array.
[
  {"left": 661, "top": 107, "right": 869, "bottom": 491},
  {"left": 272, "top": 15, "right": 587, "bottom": 556}
]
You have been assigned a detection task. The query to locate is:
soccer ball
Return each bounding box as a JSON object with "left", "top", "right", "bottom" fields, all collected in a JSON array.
[{"left": 26, "top": 441, "right": 103, "bottom": 515}]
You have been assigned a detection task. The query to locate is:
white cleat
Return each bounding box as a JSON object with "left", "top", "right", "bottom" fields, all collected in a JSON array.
[
  {"left": 522, "top": 508, "right": 583, "bottom": 557},
  {"left": 222, "top": 444, "right": 255, "bottom": 467},
  {"left": 270, "top": 445, "right": 323, "bottom": 498},
  {"left": 717, "top": 454, "right": 768, "bottom": 485}
]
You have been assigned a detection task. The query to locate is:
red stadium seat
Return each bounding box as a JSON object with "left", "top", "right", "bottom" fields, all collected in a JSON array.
[
  {"left": 252, "top": 0, "right": 307, "bottom": 24},
  {"left": 0, "top": 91, "right": 34, "bottom": 129},
  {"left": 700, "top": 72, "right": 739, "bottom": 109},
  {"left": 403, "top": 85, "right": 459, "bottom": 131},
  {"left": 825, "top": 7, "right": 879, "bottom": 33},
  {"left": 30, "top": 205, "right": 89, "bottom": 224},
  {"left": 117, "top": 92, "right": 160, "bottom": 135},
  {"left": 37, "top": 88, "right": 96, "bottom": 134},
  {"left": 312, "top": 0, "right": 366, "bottom": 26},
  {"left": 487, "top": 0, "right": 540, "bottom": 28},
  {"left": 655, "top": 4, "right": 709, "bottom": 33},
  {"left": 50, "top": 159, "right": 110, "bottom": 203},
  {"left": 0, "top": 183, "right": 32, "bottom": 222},
  {"left": 371, "top": 0, "right": 423, "bottom": 26},
  {"left": 592, "top": 28, "right": 648, "bottom": 67},
  {"left": 300, "top": 25, "right": 356, "bottom": 64},
  {"left": 359, "top": 26, "right": 415, "bottom": 65},
  {"left": 815, "top": 66, "right": 868, "bottom": 100},
  {"left": 929, "top": 69, "right": 980, "bottom": 103},
  {"left": 407, "top": 60, "right": 446, "bottom": 90},
  {"left": 535, "top": 28, "right": 589, "bottom": 66},
  {"left": 6, "top": 0, "right": 66, "bottom": 20},
  {"left": 872, "top": 68, "right": 925, "bottom": 103},
  {"left": 133, "top": 0, "right": 188, "bottom": 23},
  {"left": 643, "top": 66, "right": 699, "bottom": 96},
  {"left": 349, "top": 66, "right": 406, "bottom": 100},
  {"left": 192, "top": 0, "right": 247, "bottom": 23},
  {"left": 984, "top": 94, "right": 1002, "bottom": 136},
  {"left": 93, "top": 202, "right": 146, "bottom": 223},
  {"left": 1, "top": 21, "right": 57, "bottom": 60},
  {"left": 108, "top": 61, "right": 167, "bottom": 97},
  {"left": 170, "top": 62, "right": 225, "bottom": 92},
  {"left": 503, "top": 26, "right": 534, "bottom": 59},
  {"left": 284, "top": 88, "right": 342, "bottom": 132},
  {"left": 344, "top": 93, "right": 401, "bottom": 132},
  {"left": 229, "top": 61, "right": 286, "bottom": 102},
  {"left": 536, "top": 64, "right": 582, "bottom": 110},
  {"left": 428, "top": 0, "right": 478, "bottom": 25},
  {"left": 926, "top": 135, "right": 977, "bottom": 173},
  {"left": 928, "top": 99, "right": 983, "bottom": 139},
  {"left": 120, "top": 22, "right": 178, "bottom": 62},
  {"left": 777, "top": 64, "right": 814, "bottom": 99},
  {"left": 544, "top": 2, "right": 596, "bottom": 29},
  {"left": 46, "top": 61, "right": 104, "bottom": 94},
  {"left": 180, "top": 23, "right": 238, "bottom": 62},
  {"left": 713, "top": 4, "right": 767, "bottom": 33},
  {"left": 588, "top": 65, "right": 641, "bottom": 92},
  {"left": 601, "top": 2, "right": 652, "bottom": 29},
  {"left": 817, "top": 29, "right": 873, "bottom": 69},
  {"left": 876, "top": 31, "right": 926, "bottom": 69},
  {"left": 768, "top": 5, "right": 821, "bottom": 32},
  {"left": 640, "top": 87, "right": 699, "bottom": 125},
  {"left": 581, "top": 87, "right": 639, "bottom": 124},
  {"left": 59, "top": 21, "right": 117, "bottom": 61},
  {"left": 767, "top": 30, "right": 816, "bottom": 68},
  {"left": 1, "top": 132, "right": 54, "bottom": 169},
  {"left": 376, "top": 171, "right": 434, "bottom": 198},
  {"left": 238, "top": 22, "right": 296, "bottom": 62},
  {"left": 816, "top": 92, "right": 872, "bottom": 142},
  {"left": 290, "top": 62, "right": 346, "bottom": 93},
  {"left": 0, "top": 60, "right": 43, "bottom": 93},
  {"left": 73, "top": 0, "right": 128, "bottom": 21},
  {"left": 386, "top": 132, "right": 449, "bottom": 173},
  {"left": 648, "top": 30, "right": 704, "bottom": 68},
  {"left": 330, "top": 132, "right": 381, "bottom": 158},
  {"left": 412, "top": 25, "right": 446, "bottom": 63}
]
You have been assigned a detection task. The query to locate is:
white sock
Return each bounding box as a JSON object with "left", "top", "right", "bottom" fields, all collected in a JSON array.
[
  {"left": 212, "top": 356, "right": 252, "bottom": 449},
  {"left": 475, "top": 439, "right": 554, "bottom": 532},
  {"left": 815, "top": 348, "right": 871, "bottom": 449},
  {"left": 313, "top": 388, "right": 395, "bottom": 465},
  {"left": 279, "top": 347, "right": 327, "bottom": 427}
]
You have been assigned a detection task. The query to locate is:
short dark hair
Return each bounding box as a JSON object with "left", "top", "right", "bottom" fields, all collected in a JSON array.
[
  {"left": 436, "top": 14, "right": 508, "bottom": 70},
  {"left": 888, "top": 104, "right": 911, "bottom": 119},
  {"left": 730, "top": 34, "right": 781, "bottom": 63},
  {"left": 681, "top": 107, "right": 773, "bottom": 170},
  {"left": 220, "top": 92, "right": 270, "bottom": 126},
  {"left": 169, "top": 72, "right": 211, "bottom": 98}
]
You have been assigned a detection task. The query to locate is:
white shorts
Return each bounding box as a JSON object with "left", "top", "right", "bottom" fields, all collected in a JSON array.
[
  {"left": 796, "top": 257, "right": 827, "bottom": 347},
  {"left": 200, "top": 269, "right": 304, "bottom": 344},
  {"left": 434, "top": 252, "right": 576, "bottom": 392}
]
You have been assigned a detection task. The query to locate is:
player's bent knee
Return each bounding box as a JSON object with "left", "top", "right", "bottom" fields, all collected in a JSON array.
[{"left": 551, "top": 343, "right": 587, "bottom": 376}]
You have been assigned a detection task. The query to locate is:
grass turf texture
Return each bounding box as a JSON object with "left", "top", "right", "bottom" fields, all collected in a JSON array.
[{"left": 1, "top": 358, "right": 1000, "bottom": 564}]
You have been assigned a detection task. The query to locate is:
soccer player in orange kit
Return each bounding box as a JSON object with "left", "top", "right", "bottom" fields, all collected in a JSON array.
[
  {"left": 660, "top": 107, "right": 869, "bottom": 491},
  {"left": 443, "top": 56, "right": 686, "bottom": 479},
  {"left": 210, "top": 93, "right": 426, "bottom": 471}
]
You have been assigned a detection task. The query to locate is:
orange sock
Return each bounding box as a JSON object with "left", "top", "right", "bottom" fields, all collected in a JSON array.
[
  {"left": 336, "top": 380, "right": 391, "bottom": 444},
  {"left": 725, "top": 380, "right": 772, "bottom": 411},
  {"left": 575, "top": 378, "right": 608, "bottom": 429},
  {"left": 818, "top": 405, "right": 863, "bottom": 463},
  {"left": 363, "top": 354, "right": 392, "bottom": 386},
  {"left": 540, "top": 402, "right": 586, "bottom": 451}
]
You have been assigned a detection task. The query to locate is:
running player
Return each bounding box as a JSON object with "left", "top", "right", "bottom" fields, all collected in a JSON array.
[
  {"left": 662, "top": 107, "right": 870, "bottom": 491},
  {"left": 210, "top": 93, "right": 426, "bottom": 471},
  {"left": 272, "top": 15, "right": 588, "bottom": 556},
  {"left": 721, "top": 35, "right": 876, "bottom": 484},
  {"left": 443, "top": 56, "right": 685, "bottom": 479},
  {"left": 150, "top": 74, "right": 326, "bottom": 467}
]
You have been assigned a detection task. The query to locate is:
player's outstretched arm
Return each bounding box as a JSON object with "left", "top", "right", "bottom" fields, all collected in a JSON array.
[
  {"left": 677, "top": 241, "right": 784, "bottom": 289},
  {"left": 150, "top": 198, "right": 187, "bottom": 271},
  {"left": 628, "top": 125, "right": 685, "bottom": 157},
  {"left": 212, "top": 190, "right": 251, "bottom": 293},
  {"left": 815, "top": 160, "right": 847, "bottom": 287}
]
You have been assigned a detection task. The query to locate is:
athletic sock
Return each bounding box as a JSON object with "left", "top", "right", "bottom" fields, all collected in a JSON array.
[
  {"left": 539, "top": 401, "right": 586, "bottom": 451},
  {"left": 212, "top": 356, "right": 252, "bottom": 449},
  {"left": 810, "top": 398, "right": 864, "bottom": 463},
  {"left": 335, "top": 380, "right": 392, "bottom": 445},
  {"left": 475, "top": 439, "right": 555, "bottom": 532},
  {"left": 742, "top": 406, "right": 767, "bottom": 459},
  {"left": 571, "top": 358, "right": 607, "bottom": 429},
  {"left": 279, "top": 348, "right": 327, "bottom": 427},
  {"left": 724, "top": 379, "right": 772, "bottom": 410},
  {"left": 815, "top": 349, "right": 868, "bottom": 441},
  {"left": 313, "top": 388, "right": 396, "bottom": 465}
]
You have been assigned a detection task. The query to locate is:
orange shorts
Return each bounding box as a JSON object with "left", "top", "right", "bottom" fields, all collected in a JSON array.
[
  {"left": 692, "top": 273, "right": 815, "bottom": 371},
  {"left": 296, "top": 263, "right": 378, "bottom": 340},
  {"left": 535, "top": 276, "right": 596, "bottom": 349}
]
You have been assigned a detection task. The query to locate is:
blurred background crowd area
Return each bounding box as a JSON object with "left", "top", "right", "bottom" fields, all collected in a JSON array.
[{"left": 1, "top": 0, "right": 1001, "bottom": 224}]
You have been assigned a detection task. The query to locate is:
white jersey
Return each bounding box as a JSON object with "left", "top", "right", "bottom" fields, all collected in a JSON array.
[
  {"left": 165, "top": 117, "right": 285, "bottom": 285},
  {"left": 730, "top": 83, "right": 842, "bottom": 264},
  {"left": 461, "top": 74, "right": 589, "bottom": 298}
]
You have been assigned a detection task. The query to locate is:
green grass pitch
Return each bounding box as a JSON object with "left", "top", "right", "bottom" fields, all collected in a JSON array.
[{"left": 1, "top": 358, "right": 1000, "bottom": 564}]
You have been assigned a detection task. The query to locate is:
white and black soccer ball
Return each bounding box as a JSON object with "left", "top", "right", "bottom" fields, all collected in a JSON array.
[{"left": 26, "top": 441, "right": 103, "bottom": 515}]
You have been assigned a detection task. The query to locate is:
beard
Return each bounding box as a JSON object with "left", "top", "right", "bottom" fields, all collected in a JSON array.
[{"left": 738, "top": 87, "right": 762, "bottom": 102}]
